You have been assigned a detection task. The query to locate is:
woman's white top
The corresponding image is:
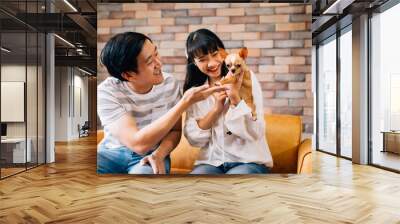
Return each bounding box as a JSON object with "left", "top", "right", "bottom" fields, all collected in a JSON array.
[{"left": 184, "top": 71, "right": 273, "bottom": 167}]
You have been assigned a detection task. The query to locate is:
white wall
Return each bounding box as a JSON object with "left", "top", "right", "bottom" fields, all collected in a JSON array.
[{"left": 54, "top": 67, "right": 89, "bottom": 141}]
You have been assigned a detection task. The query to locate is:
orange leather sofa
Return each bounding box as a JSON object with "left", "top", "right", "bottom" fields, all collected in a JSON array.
[{"left": 97, "top": 114, "right": 312, "bottom": 174}]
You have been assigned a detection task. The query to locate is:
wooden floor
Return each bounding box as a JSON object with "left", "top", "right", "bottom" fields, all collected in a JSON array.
[{"left": 0, "top": 135, "right": 400, "bottom": 223}]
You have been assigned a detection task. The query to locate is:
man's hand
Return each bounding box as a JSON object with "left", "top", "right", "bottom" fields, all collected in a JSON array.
[
  {"left": 224, "top": 70, "right": 244, "bottom": 106},
  {"left": 182, "top": 84, "right": 226, "bottom": 106},
  {"left": 140, "top": 153, "right": 166, "bottom": 174}
]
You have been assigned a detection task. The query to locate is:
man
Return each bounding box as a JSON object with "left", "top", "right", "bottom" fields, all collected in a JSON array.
[{"left": 97, "top": 32, "right": 224, "bottom": 174}]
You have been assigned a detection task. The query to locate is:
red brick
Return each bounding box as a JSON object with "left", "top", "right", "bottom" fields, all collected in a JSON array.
[
  {"left": 244, "top": 40, "right": 273, "bottom": 48},
  {"left": 176, "top": 17, "right": 202, "bottom": 25},
  {"left": 261, "top": 32, "right": 290, "bottom": 40},
  {"left": 110, "top": 11, "right": 135, "bottom": 19},
  {"left": 230, "top": 16, "right": 258, "bottom": 24},
  {"left": 247, "top": 49, "right": 261, "bottom": 57},
  {"left": 160, "top": 41, "right": 185, "bottom": 49},
  {"left": 292, "top": 48, "right": 311, "bottom": 56},
  {"left": 123, "top": 19, "right": 146, "bottom": 26},
  {"left": 276, "top": 90, "right": 305, "bottom": 98},
  {"left": 162, "top": 56, "right": 186, "bottom": 64},
  {"left": 149, "top": 3, "right": 175, "bottom": 10},
  {"left": 304, "top": 107, "right": 313, "bottom": 116},
  {"left": 275, "top": 56, "right": 306, "bottom": 65},
  {"left": 264, "top": 99, "right": 289, "bottom": 107},
  {"left": 291, "top": 31, "right": 311, "bottom": 39},
  {"left": 217, "top": 24, "right": 245, "bottom": 32},
  {"left": 274, "top": 40, "right": 303, "bottom": 48},
  {"left": 259, "top": 65, "right": 289, "bottom": 73},
  {"left": 257, "top": 74, "right": 275, "bottom": 82},
  {"left": 148, "top": 18, "right": 174, "bottom": 26},
  {"left": 122, "top": 3, "right": 147, "bottom": 11},
  {"left": 216, "top": 32, "right": 231, "bottom": 41},
  {"left": 97, "top": 28, "right": 110, "bottom": 35},
  {"left": 261, "top": 49, "right": 291, "bottom": 56},
  {"left": 289, "top": 65, "right": 311, "bottom": 73},
  {"left": 148, "top": 33, "right": 174, "bottom": 41},
  {"left": 275, "top": 5, "right": 305, "bottom": 14},
  {"left": 188, "top": 9, "right": 216, "bottom": 16},
  {"left": 175, "top": 3, "right": 202, "bottom": 9},
  {"left": 135, "top": 26, "right": 161, "bottom": 34},
  {"left": 245, "top": 7, "right": 274, "bottom": 16},
  {"left": 202, "top": 16, "right": 229, "bottom": 24},
  {"left": 261, "top": 82, "right": 288, "bottom": 90},
  {"left": 246, "top": 57, "right": 273, "bottom": 65},
  {"left": 245, "top": 24, "right": 275, "bottom": 32},
  {"left": 288, "top": 82, "right": 309, "bottom": 90},
  {"left": 231, "top": 32, "right": 260, "bottom": 40},
  {"left": 163, "top": 25, "right": 188, "bottom": 33},
  {"left": 271, "top": 107, "right": 303, "bottom": 115},
  {"left": 175, "top": 33, "right": 189, "bottom": 41},
  {"left": 262, "top": 90, "right": 275, "bottom": 98},
  {"left": 98, "top": 19, "right": 122, "bottom": 28},
  {"left": 260, "top": 15, "right": 289, "bottom": 23},
  {"left": 231, "top": 3, "right": 260, "bottom": 8},
  {"left": 157, "top": 48, "right": 174, "bottom": 57},
  {"left": 189, "top": 24, "right": 216, "bottom": 32},
  {"left": 290, "top": 14, "right": 311, "bottom": 22},
  {"left": 275, "top": 74, "right": 305, "bottom": 82},
  {"left": 201, "top": 3, "right": 230, "bottom": 8},
  {"left": 136, "top": 10, "right": 161, "bottom": 18},
  {"left": 289, "top": 98, "right": 313, "bottom": 107},
  {"left": 276, "top": 23, "right": 306, "bottom": 32},
  {"left": 216, "top": 8, "right": 244, "bottom": 16},
  {"left": 174, "top": 64, "right": 187, "bottom": 72},
  {"left": 162, "top": 9, "right": 187, "bottom": 17}
]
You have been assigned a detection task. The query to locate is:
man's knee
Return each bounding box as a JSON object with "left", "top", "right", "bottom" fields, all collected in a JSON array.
[{"left": 128, "top": 164, "right": 154, "bottom": 174}]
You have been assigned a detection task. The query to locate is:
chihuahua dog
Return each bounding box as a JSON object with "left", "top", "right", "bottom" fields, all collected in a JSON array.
[{"left": 218, "top": 47, "right": 256, "bottom": 120}]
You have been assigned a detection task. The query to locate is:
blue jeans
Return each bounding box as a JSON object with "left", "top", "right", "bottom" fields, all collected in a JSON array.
[
  {"left": 97, "top": 145, "right": 170, "bottom": 174},
  {"left": 191, "top": 162, "right": 269, "bottom": 174}
]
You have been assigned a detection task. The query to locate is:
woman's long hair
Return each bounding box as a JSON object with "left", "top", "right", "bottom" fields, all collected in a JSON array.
[{"left": 183, "top": 29, "right": 228, "bottom": 92}]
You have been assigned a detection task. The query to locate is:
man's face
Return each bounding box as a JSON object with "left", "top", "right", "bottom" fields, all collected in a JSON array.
[{"left": 125, "top": 39, "right": 164, "bottom": 88}]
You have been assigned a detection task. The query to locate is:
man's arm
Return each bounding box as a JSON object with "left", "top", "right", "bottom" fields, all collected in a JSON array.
[
  {"left": 152, "top": 116, "right": 182, "bottom": 159},
  {"left": 139, "top": 116, "right": 182, "bottom": 174},
  {"left": 108, "top": 85, "right": 225, "bottom": 155}
]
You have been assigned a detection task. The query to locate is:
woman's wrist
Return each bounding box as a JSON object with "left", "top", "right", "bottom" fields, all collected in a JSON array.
[{"left": 230, "top": 95, "right": 241, "bottom": 106}]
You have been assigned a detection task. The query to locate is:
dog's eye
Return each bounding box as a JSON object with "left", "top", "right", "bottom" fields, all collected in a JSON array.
[
  {"left": 226, "top": 64, "right": 231, "bottom": 67},
  {"left": 236, "top": 64, "right": 241, "bottom": 68}
]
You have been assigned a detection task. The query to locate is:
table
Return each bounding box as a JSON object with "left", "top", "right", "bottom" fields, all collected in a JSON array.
[{"left": 1, "top": 138, "right": 32, "bottom": 164}]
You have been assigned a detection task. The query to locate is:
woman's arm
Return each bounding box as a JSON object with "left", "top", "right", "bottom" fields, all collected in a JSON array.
[
  {"left": 196, "top": 91, "right": 227, "bottom": 130},
  {"left": 224, "top": 72, "right": 265, "bottom": 141},
  {"left": 107, "top": 84, "right": 225, "bottom": 155}
]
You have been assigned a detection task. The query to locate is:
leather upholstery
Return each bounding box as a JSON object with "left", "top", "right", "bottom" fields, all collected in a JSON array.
[{"left": 97, "top": 114, "right": 312, "bottom": 174}]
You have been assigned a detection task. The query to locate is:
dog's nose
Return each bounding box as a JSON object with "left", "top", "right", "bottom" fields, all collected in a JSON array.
[{"left": 231, "top": 69, "right": 236, "bottom": 73}]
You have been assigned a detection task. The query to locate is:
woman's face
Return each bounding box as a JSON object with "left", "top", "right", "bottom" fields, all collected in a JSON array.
[{"left": 193, "top": 50, "right": 224, "bottom": 79}]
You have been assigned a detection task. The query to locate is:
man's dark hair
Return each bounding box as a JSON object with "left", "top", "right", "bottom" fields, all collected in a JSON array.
[{"left": 100, "top": 32, "right": 152, "bottom": 81}]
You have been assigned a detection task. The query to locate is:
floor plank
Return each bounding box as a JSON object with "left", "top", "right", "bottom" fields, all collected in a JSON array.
[{"left": 0, "top": 135, "right": 399, "bottom": 223}]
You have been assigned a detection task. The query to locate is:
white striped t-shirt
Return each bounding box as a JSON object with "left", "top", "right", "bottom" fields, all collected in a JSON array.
[{"left": 97, "top": 72, "right": 182, "bottom": 149}]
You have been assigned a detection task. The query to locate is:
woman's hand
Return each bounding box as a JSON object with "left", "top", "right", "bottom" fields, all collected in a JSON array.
[
  {"left": 139, "top": 153, "right": 166, "bottom": 174},
  {"left": 212, "top": 91, "right": 228, "bottom": 113},
  {"left": 224, "top": 70, "right": 244, "bottom": 106}
]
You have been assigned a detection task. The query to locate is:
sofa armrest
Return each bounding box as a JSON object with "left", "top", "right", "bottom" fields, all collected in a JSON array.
[{"left": 297, "top": 138, "right": 312, "bottom": 174}]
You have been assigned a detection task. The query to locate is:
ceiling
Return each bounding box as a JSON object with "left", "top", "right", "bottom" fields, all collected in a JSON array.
[
  {"left": 311, "top": 0, "right": 390, "bottom": 44},
  {"left": 0, "top": 0, "right": 96, "bottom": 75}
]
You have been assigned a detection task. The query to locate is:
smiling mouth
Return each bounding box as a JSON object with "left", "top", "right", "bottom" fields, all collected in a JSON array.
[
  {"left": 154, "top": 70, "right": 162, "bottom": 76},
  {"left": 208, "top": 64, "right": 220, "bottom": 73}
]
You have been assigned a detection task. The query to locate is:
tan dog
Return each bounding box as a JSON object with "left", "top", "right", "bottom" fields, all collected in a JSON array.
[{"left": 218, "top": 47, "right": 256, "bottom": 120}]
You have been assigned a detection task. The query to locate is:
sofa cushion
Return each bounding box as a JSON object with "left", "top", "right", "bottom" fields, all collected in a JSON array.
[{"left": 265, "top": 114, "right": 301, "bottom": 173}]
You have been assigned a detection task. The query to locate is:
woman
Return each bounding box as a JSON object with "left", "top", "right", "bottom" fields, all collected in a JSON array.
[{"left": 183, "top": 29, "right": 273, "bottom": 174}]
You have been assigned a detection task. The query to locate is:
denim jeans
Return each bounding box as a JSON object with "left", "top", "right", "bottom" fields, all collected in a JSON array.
[
  {"left": 191, "top": 162, "right": 269, "bottom": 174},
  {"left": 97, "top": 144, "right": 170, "bottom": 174}
]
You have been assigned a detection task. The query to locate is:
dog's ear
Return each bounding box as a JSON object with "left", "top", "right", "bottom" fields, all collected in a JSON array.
[
  {"left": 218, "top": 48, "right": 228, "bottom": 59},
  {"left": 238, "top": 47, "right": 248, "bottom": 59}
]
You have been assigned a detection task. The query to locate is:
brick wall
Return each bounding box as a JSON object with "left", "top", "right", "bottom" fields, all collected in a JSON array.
[{"left": 97, "top": 3, "right": 313, "bottom": 134}]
